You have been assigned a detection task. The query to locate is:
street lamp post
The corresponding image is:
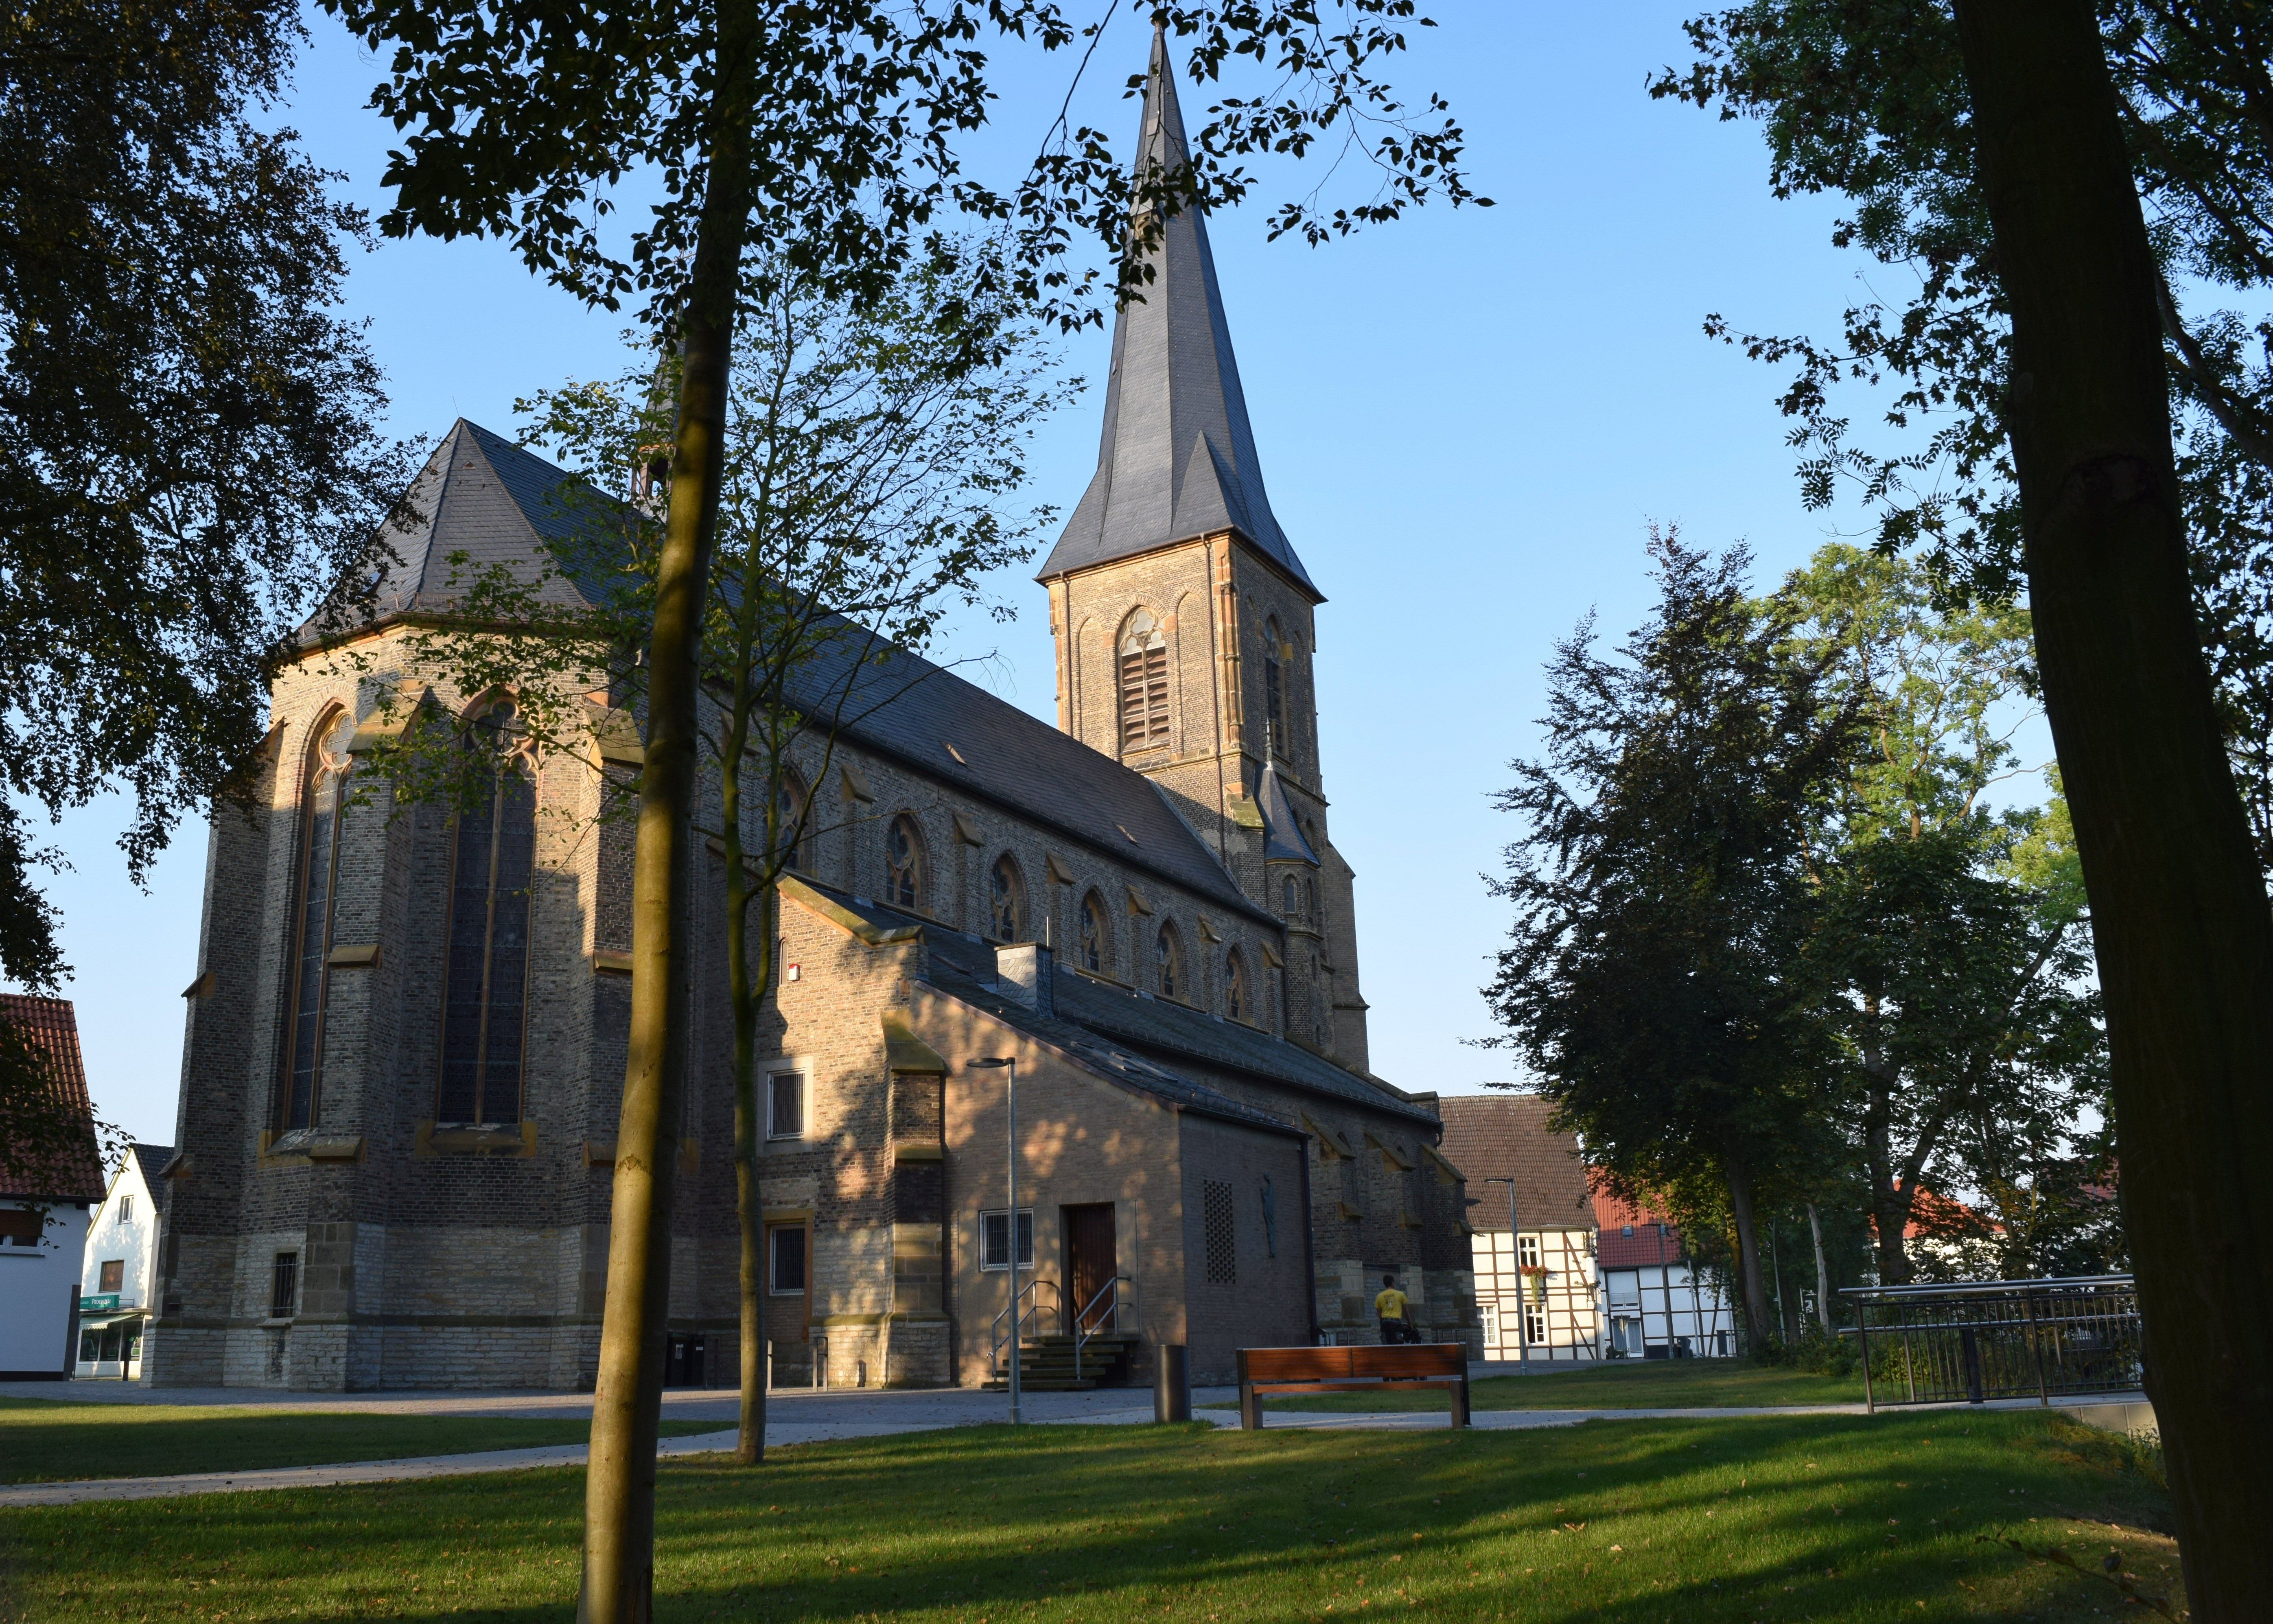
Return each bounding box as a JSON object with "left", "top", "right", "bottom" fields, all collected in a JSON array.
[
  {"left": 968, "top": 1056, "right": 1020, "bottom": 1423},
  {"left": 1484, "top": 1176, "right": 1530, "bottom": 1374}
]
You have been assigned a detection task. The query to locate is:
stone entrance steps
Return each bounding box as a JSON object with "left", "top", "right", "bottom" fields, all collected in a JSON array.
[{"left": 983, "top": 1331, "right": 1140, "bottom": 1392}]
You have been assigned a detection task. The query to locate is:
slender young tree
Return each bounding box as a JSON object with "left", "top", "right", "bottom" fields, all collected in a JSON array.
[
  {"left": 1947, "top": 4, "right": 2273, "bottom": 1608},
  {"left": 317, "top": 6, "right": 1480, "bottom": 1608}
]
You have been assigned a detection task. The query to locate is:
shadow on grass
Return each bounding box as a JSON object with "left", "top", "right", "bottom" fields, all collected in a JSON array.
[{"left": 0, "top": 1412, "right": 2179, "bottom": 1622}]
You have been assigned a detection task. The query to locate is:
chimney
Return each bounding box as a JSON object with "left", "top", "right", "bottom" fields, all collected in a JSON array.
[{"left": 995, "top": 943, "right": 1054, "bottom": 1018}]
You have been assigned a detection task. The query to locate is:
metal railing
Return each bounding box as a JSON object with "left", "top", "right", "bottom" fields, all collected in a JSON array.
[
  {"left": 1844, "top": 1276, "right": 2142, "bottom": 1411},
  {"left": 1073, "top": 1274, "right": 1138, "bottom": 1382},
  {"left": 989, "top": 1276, "right": 1061, "bottom": 1381}
]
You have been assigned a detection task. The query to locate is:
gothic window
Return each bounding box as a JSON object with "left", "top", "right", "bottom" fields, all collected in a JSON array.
[
  {"left": 1117, "top": 608, "right": 1170, "bottom": 752},
  {"left": 1155, "top": 921, "right": 1184, "bottom": 1002},
  {"left": 1225, "top": 948, "right": 1250, "bottom": 1023},
  {"left": 280, "top": 710, "right": 355, "bottom": 1132},
  {"left": 1282, "top": 874, "right": 1300, "bottom": 920},
  {"left": 775, "top": 770, "right": 808, "bottom": 873},
  {"left": 1079, "top": 889, "right": 1110, "bottom": 974},
  {"left": 989, "top": 854, "right": 1027, "bottom": 942},
  {"left": 886, "top": 814, "right": 927, "bottom": 910},
  {"left": 1263, "top": 616, "right": 1285, "bottom": 752},
  {"left": 438, "top": 703, "right": 537, "bottom": 1126}
]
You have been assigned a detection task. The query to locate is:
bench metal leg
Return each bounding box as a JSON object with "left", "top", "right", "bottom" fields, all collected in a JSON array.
[
  {"left": 1240, "top": 1381, "right": 1262, "bottom": 1430},
  {"left": 1451, "top": 1376, "right": 1470, "bottom": 1429}
]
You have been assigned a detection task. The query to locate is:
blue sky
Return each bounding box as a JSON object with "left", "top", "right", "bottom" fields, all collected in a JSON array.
[{"left": 31, "top": 3, "right": 2055, "bottom": 1143}]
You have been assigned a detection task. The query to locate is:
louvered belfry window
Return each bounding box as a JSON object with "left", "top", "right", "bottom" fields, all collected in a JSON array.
[
  {"left": 438, "top": 703, "right": 536, "bottom": 1125},
  {"left": 1118, "top": 609, "right": 1170, "bottom": 752}
]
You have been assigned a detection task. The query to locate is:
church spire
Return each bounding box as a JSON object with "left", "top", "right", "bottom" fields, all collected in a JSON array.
[{"left": 1035, "top": 24, "right": 1317, "bottom": 598}]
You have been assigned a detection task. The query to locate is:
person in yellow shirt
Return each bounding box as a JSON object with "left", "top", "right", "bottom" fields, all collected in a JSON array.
[{"left": 1375, "top": 1274, "right": 1414, "bottom": 1344}]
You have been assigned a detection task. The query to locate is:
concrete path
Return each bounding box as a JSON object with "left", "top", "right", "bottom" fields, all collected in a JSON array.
[
  {"left": 0, "top": 1385, "right": 1214, "bottom": 1508},
  {"left": 0, "top": 1379, "right": 2144, "bottom": 1509}
]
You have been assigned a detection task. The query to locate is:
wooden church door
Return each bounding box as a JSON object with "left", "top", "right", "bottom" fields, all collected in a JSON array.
[{"left": 1064, "top": 1204, "right": 1118, "bottom": 1328}]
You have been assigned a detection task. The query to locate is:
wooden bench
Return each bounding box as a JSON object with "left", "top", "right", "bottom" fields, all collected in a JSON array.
[{"left": 1234, "top": 1344, "right": 1472, "bottom": 1429}]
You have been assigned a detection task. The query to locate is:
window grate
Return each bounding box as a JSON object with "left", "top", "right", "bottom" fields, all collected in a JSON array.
[
  {"left": 270, "top": 1252, "right": 299, "bottom": 1319},
  {"left": 1202, "top": 1179, "right": 1236, "bottom": 1285}
]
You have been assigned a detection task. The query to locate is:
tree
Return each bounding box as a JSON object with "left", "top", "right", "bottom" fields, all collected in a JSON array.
[
  {"left": 1778, "top": 545, "right": 2103, "bottom": 1286},
  {"left": 0, "top": 0, "right": 402, "bottom": 1158},
  {"left": 1652, "top": 0, "right": 2273, "bottom": 873},
  {"left": 503, "top": 255, "right": 1063, "bottom": 1464},
  {"left": 1660, "top": 8, "right": 2273, "bottom": 1600},
  {"left": 314, "top": 4, "right": 1483, "bottom": 1611},
  {"left": 1485, "top": 529, "right": 1856, "bottom": 1347},
  {"left": 1958, "top": 7, "right": 2273, "bottom": 1608}
]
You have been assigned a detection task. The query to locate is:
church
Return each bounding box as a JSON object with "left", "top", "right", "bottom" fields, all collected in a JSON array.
[{"left": 144, "top": 33, "right": 1477, "bottom": 1392}]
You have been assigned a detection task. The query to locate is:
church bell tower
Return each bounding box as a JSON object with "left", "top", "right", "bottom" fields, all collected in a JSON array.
[{"left": 1038, "top": 26, "right": 1370, "bottom": 1071}]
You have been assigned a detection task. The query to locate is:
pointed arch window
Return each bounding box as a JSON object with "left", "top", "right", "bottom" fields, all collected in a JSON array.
[
  {"left": 280, "top": 710, "right": 356, "bottom": 1132},
  {"left": 1118, "top": 609, "right": 1170, "bottom": 752},
  {"left": 989, "top": 854, "right": 1027, "bottom": 942},
  {"left": 1282, "top": 874, "right": 1301, "bottom": 920},
  {"left": 438, "top": 703, "right": 537, "bottom": 1126},
  {"left": 1263, "top": 616, "right": 1285, "bottom": 752},
  {"left": 775, "top": 770, "right": 808, "bottom": 873},
  {"left": 1079, "top": 890, "right": 1111, "bottom": 974},
  {"left": 886, "top": 814, "right": 928, "bottom": 910},
  {"left": 1225, "top": 948, "right": 1250, "bottom": 1024},
  {"left": 1156, "top": 921, "right": 1184, "bottom": 1002}
]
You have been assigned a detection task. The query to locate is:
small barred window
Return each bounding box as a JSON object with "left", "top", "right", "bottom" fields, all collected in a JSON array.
[{"left": 1202, "top": 1178, "right": 1236, "bottom": 1285}]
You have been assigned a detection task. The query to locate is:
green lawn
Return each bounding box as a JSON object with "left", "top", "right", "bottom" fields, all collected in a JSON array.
[
  {"left": 1231, "top": 1358, "right": 1866, "bottom": 1414},
  {"left": 0, "top": 1410, "right": 2177, "bottom": 1622},
  {"left": 0, "top": 1398, "right": 722, "bottom": 1483}
]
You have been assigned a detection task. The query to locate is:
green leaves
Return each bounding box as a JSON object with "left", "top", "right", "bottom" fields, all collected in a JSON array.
[
  {"left": 318, "top": 0, "right": 1485, "bottom": 332},
  {"left": 0, "top": 0, "right": 407, "bottom": 967}
]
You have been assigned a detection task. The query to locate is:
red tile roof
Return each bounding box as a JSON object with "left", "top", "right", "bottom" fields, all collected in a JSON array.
[
  {"left": 0, "top": 995, "right": 105, "bottom": 1202},
  {"left": 1593, "top": 1188, "right": 1688, "bottom": 1268},
  {"left": 1436, "top": 1094, "right": 1593, "bottom": 1231}
]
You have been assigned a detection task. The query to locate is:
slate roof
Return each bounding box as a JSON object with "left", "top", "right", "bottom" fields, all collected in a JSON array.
[
  {"left": 795, "top": 880, "right": 1429, "bottom": 1128},
  {"left": 1254, "top": 757, "right": 1318, "bottom": 866},
  {"left": 129, "top": 1143, "right": 175, "bottom": 1183},
  {"left": 1036, "top": 26, "right": 1317, "bottom": 597},
  {"left": 326, "top": 419, "right": 1271, "bottom": 925},
  {"left": 781, "top": 620, "right": 1273, "bottom": 924},
  {"left": 0, "top": 995, "right": 105, "bottom": 1203},
  {"left": 1435, "top": 1095, "right": 1593, "bottom": 1232},
  {"left": 322, "top": 419, "right": 626, "bottom": 638}
]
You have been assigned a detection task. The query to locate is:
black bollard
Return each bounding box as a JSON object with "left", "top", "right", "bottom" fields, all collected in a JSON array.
[{"left": 1155, "top": 1342, "right": 1190, "bottom": 1423}]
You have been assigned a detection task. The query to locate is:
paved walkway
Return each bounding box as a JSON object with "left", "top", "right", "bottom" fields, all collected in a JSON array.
[{"left": 0, "top": 1378, "right": 2138, "bottom": 1510}]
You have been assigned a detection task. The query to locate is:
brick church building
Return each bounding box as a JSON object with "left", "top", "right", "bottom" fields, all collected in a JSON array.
[{"left": 144, "top": 32, "right": 1477, "bottom": 1392}]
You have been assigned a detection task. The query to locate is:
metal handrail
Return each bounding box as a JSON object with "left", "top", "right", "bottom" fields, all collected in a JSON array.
[
  {"left": 1842, "top": 1275, "right": 2140, "bottom": 1411},
  {"left": 1072, "top": 1274, "right": 1138, "bottom": 1382},
  {"left": 990, "top": 1276, "right": 1061, "bottom": 1381}
]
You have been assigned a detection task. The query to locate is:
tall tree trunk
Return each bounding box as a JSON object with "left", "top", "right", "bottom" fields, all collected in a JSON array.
[
  {"left": 1951, "top": 3, "right": 2273, "bottom": 1612},
  {"left": 578, "top": 5, "right": 756, "bottom": 1615},
  {"left": 1722, "top": 1148, "right": 1772, "bottom": 1351},
  {"left": 1860, "top": 1048, "right": 1913, "bottom": 1286},
  {"left": 1807, "top": 1202, "right": 1834, "bottom": 1339}
]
